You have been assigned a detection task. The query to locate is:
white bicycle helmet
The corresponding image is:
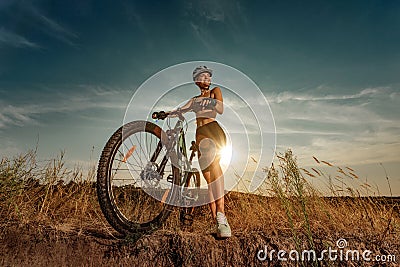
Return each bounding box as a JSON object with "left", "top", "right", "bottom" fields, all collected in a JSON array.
[{"left": 192, "top": 66, "right": 213, "bottom": 81}]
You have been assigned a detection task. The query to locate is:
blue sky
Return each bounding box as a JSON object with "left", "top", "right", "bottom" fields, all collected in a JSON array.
[{"left": 1, "top": 0, "right": 399, "bottom": 195}]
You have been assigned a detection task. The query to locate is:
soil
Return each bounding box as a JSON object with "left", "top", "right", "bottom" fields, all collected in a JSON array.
[
  {"left": 1, "top": 222, "right": 273, "bottom": 266},
  {"left": 1, "top": 220, "right": 399, "bottom": 267}
]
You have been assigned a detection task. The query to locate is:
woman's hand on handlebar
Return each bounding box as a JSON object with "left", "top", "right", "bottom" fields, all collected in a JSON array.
[
  {"left": 152, "top": 103, "right": 194, "bottom": 120},
  {"left": 193, "top": 97, "right": 217, "bottom": 111},
  {"left": 152, "top": 111, "right": 169, "bottom": 120},
  {"left": 152, "top": 109, "right": 183, "bottom": 120}
]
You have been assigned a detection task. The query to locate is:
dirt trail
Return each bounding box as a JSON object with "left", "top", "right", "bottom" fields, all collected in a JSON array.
[
  {"left": 1, "top": 222, "right": 277, "bottom": 266},
  {"left": 2, "top": 220, "right": 399, "bottom": 266}
]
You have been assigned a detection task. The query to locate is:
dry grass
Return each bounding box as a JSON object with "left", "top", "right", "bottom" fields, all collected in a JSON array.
[
  {"left": 0, "top": 150, "right": 112, "bottom": 235},
  {"left": 231, "top": 150, "right": 399, "bottom": 252},
  {"left": 1, "top": 149, "right": 399, "bottom": 265}
]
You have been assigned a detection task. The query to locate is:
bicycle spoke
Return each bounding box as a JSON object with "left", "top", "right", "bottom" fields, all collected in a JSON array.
[
  {"left": 115, "top": 153, "right": 143, "bottom": 170},
  {"left": 134, "top": 132, "right": 148, "bottom": 163},
  {"left": 128, "top": 135, "right": 144, "bottom": 167},
  {"left": 122, "top": 143, "right": 140, "bottom": 167},
  {"left": 98, "top": 121, "right": 176, "bottom": 234},
  {"left": 149, "top": 131, "right": 154, "bottom": 159},
  {"left": 146, "top": 129, "right": 149, "bottom": 159},
  {"left": 112, "top": 178, "right": 137, "bottom": 181},
  {"left": 111, "top": 168, "right": 143, "bottom": 171}
]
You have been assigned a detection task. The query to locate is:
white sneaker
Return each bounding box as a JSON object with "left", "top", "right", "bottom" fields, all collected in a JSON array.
[{"left": 216, "top": 212, "right": 231, "bottom": 238}]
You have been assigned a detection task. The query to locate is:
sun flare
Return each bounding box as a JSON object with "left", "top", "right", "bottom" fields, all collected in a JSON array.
[{"left": 219, "top": 145, "right": 232, "bottom": 167}]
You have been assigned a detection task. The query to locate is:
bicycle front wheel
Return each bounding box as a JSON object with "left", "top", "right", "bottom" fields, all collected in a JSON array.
[{"left": 97, "top": 120, "right": 178, "bottom": 235}]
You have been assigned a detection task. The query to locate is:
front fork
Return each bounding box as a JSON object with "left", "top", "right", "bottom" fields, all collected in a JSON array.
[{"left": 149, "top": 124, "right": 199, "bottom": 200}]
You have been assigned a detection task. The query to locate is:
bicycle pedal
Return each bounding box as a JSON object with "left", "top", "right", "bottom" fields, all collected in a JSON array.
[{"left": 167, "top": 174, "right": 174, "bottom": 183}]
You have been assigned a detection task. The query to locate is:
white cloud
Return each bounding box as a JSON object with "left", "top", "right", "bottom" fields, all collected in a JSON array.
[
  {"left": 293, "top": 137, "right": 400, "bottom": 166},
  {"left": 268, "top": 87, "right": 400, "bottom": 166},
  {"left": 122, "top": 2, "right": 146, "bottom": 33},
  {"left": 268, "top": 87, "right": 397, "bottom": 125},
  {"left": 184, "top": 0, "right": 247, "bottom": 49},
  {"left": 1, "top": 3, "right": 79, "bottom": 48},
  {"left": 0, "top": 86, "right": 131, "bottom": 130},
  {"left": 28, "top": 5, "right": 79, "bottom": 48},
  {"left": 0, "top": 139, "right": 24, "bottom": 159},
  {"left": 189, "top": 22, "right": 214, "bottom": 51},
  {"left": 0, "top": 27, "right": 40, "bottom": 48},
  {"left": 184, "top": 0, "right": 246, "bottom": 27},
  {"left": 267, "top": 86, "right": 388, "bottom": 104},
  {"left": 0, "top": 104, "right": 40, "bottom": 129}
]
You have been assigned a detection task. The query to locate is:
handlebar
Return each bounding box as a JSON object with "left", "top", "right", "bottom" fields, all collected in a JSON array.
[
  {"left": 152, "top": 111, "right": 169, "bottom": 120},
  {"left": 153, "top": 98, "right": 217, "bottom": 121},
  {"left": 152, "top": 107, "right": 193, "bottom": 121}
]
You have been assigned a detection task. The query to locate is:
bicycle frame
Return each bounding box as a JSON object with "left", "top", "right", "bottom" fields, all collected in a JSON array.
[{"left": 148, "top": 112, "right": 199, "bottom": 205}]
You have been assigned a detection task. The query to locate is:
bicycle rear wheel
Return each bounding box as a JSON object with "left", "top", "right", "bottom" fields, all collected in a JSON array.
[{"left": 97, "top": 120, "right": 178, "bottom": 235}]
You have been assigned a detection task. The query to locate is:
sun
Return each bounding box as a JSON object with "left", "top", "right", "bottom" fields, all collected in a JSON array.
[{"left": 219, "top": 145, "right": 232, "bottom": 167}]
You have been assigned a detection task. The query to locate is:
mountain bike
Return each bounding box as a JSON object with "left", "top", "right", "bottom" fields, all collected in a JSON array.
[{"left": 97, "top": 107, "right": 201, "bottom": 236}]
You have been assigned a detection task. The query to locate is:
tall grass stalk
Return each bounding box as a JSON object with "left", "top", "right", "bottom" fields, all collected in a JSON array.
[{"left": 269, "top": 150, "right": 318, "bottom": 266}]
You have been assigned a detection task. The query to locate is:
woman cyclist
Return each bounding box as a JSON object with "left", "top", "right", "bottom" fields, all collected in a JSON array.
[{"left": 168, "top": 66, "right": 231, "bottom": 238}]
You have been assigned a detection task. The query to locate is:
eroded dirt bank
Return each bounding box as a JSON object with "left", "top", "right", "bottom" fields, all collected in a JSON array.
[{"left": 1, "top": 221, "right": 398, "bottom": 266}]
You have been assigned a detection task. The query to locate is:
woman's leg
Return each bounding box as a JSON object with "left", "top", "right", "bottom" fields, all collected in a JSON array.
[
  {"left": 196, "top": 123, "right": 230, "bottom": 237},
  {"left": 202, "top": 170, "right": 216, "bottom": 218},
  {"left": 202, "top": 161, "right": 225, "bottom": 218},
  {"left": 197, "top": 136, "right": 227, "bottom": 219},
  {"left": 208, "top": 160, "right": 231, "bottom": 237},
  {"left": 210, "top": 162, "right": 224, "bottom": 214}
]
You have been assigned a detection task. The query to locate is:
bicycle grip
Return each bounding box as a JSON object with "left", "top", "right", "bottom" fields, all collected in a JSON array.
[{"left": 152, "top": 111, "right": 168, "bottom": 120}]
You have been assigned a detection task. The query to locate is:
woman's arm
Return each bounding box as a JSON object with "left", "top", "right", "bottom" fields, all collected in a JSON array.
[
  {"left": 167, "top": 98, "right": 194, "bottom": 117},
  {"left": 212, "top": 87, "right": 224, "bottom": 114},
  {"left": 195, "top": 87, "right": 223, "bottom": 114}
]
